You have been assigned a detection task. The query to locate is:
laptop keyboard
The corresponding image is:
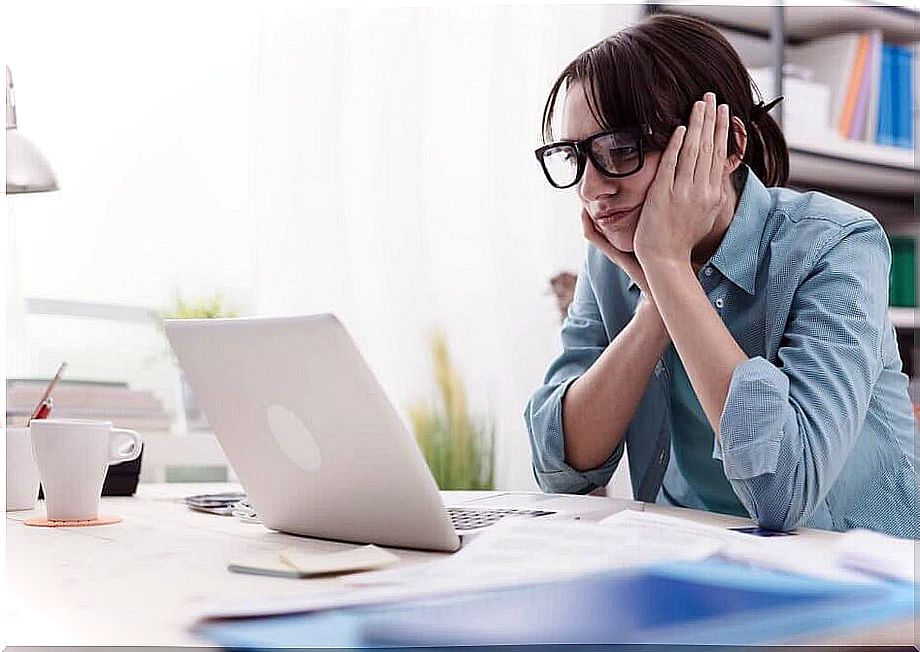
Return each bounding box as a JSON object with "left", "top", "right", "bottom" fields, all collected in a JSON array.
[{"left": 448, "top": 507, "right": 556, "bottom": 531}]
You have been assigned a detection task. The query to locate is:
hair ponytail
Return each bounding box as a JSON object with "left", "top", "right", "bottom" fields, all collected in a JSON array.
[{"left": 744, "top": 107, "right": 789, "bottom": 189}]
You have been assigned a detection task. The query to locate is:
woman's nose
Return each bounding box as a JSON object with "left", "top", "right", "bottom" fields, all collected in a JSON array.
[{"left": 578, "top": 157, "right": 618, "bottom": 203}]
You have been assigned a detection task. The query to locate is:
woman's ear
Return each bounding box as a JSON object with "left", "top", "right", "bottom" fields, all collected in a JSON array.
[{"left": 725, "top": 115, "right": 747, "bottom": 173}]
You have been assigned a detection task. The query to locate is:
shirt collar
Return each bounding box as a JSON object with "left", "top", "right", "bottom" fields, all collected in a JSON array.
[
  {"left": 625, "top": 166, "right": 771, "bottom": 296},
  {"left": 708, "top": 166, "right": 771, "bottom": 296}
]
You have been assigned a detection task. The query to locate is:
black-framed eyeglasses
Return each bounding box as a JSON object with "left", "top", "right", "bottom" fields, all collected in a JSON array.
[{"left": 535, "top": 124, "right": 653, "bottom": 189}]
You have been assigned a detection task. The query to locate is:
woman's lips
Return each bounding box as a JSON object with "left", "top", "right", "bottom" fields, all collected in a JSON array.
[{"left": 594, "top": 205, "right": 640, "bottom": 226}]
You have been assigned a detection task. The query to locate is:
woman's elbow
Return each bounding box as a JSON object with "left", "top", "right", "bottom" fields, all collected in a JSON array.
[{"left": 748, "top": 490, "right": 810, "bottom": 532}]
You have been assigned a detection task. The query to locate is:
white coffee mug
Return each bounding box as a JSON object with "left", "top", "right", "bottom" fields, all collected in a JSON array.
[
  {"left": 30, "top": 419, "right": 142, "bottom": 521},
  {"left": 6, "top": 427, "right": 41, "bottom": 511}
]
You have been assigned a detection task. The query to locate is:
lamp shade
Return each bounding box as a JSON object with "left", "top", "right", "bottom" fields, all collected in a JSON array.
[{"left": 6, "top": 66, "right": 58, "bottom": 194}]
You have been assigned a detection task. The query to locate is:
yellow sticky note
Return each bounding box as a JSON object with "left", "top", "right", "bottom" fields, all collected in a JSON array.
[{"left": 278, "top": 545, "right": 400, "bottom": 576}]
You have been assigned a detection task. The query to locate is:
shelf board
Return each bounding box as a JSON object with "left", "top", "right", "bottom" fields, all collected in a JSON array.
[
  {"left": 652, "top": 2, "right": 920, "bottom": 43},
  {"left": 785, "top": 131, "right": 917, "bottom": 197},
  {"left": 890, "top": 307, "right": 919, "bottom": 329}
]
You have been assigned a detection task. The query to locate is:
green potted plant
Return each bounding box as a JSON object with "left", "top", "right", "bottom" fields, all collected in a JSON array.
[
  {"left": 407, "top": 330, "right": 494, "bottom": 490},
  {"left": 160, "top": 293, "right": 238, "bottom": 432}
]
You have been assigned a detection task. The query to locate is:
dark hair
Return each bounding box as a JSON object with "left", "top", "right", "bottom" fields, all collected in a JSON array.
[{"left": 541, "top": 13, "right": 789, "bottom": 191}]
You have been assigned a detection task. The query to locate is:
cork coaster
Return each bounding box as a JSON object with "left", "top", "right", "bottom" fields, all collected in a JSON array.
[{"left": 24, "top": 515, "right": 122, "bottom": 527}]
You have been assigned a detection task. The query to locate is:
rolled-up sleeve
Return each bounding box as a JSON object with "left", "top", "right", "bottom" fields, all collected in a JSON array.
[
  {"left": 524, "top": 254, "right": 626, "bottom": 494},
  {"left": 717, "top": 222, "right": 887, "bottom": 530}
]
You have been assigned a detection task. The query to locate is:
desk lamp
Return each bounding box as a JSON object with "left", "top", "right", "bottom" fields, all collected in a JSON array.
[{"left": 6, "top": 65, "right": 58, "bottom": 194}]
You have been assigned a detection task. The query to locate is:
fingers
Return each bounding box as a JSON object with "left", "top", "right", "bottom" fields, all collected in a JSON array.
[
  {"left": 580, "top": 208, "right": 606, "bottom": 250},
  {"left": 675, "top": 98, "right": 705, "bottom": 185},
  {"left": 710, "top": 103, "right": 731, "bottom": 189},
  {"left": 694, "top": 93, "right": 717, "bottom": 184},
  {"left": 653, "top": 124, "right": 686, "bottom": 192},
  {"left": 580, "top": 208, "right": 623, "bottom": 261}
]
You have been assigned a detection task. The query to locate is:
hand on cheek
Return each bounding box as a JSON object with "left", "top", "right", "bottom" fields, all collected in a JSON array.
[{"left": 633, "top": 92, "right": 731, "bottom": 269}]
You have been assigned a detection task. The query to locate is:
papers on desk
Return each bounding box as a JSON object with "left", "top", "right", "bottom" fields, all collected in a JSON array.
[
  {"left": 196, "top": 508, "right": 915, "bottom": 623},
  {"left": 350, "top": 511, "right": 736, "bottom": 592},
  {"left": 200, "top": 558, "right": 915, "bottom": 648},
  {"left": 833, "top": 528, "right": 915, "bottom": 583}
]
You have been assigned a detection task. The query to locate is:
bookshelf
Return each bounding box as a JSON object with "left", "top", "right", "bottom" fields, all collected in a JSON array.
[
  {"left": 889, "top": 307, "right": 919, "bottom": 329},
  {"left": 648, "top": 2, "right": 919, "bottom": 198},
  {"left": 646, "top": 2, "right": 919, "bottom": 378}
]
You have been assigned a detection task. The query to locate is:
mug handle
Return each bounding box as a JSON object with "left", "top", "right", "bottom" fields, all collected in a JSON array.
[{"left": 108, "top": 428, "right": 143, "bottom": 465}]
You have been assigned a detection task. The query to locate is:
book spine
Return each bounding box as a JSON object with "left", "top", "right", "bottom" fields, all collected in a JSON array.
[
  {"left": 877, "top": 45, "right": 895, "bottom": 146},
  {"left": 895, "top": 46, "right": 914, "bottom": 149},
  {"left": 839, "top": 34, "right": 870, "bottom": 137}
]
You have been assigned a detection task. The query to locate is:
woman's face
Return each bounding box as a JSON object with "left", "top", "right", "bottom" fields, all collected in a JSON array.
[{"left": 561, "top": 83, "right": 662, "bottom": 253}]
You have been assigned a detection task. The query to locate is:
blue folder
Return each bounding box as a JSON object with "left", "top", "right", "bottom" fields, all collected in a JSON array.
[{"left": 198, "top": 559, "right": 914, "bottom": 649}]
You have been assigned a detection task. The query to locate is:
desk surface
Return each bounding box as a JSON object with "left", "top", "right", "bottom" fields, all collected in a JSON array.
[{"left": 5, "top": 483, "right": 914, "bottom": 647}]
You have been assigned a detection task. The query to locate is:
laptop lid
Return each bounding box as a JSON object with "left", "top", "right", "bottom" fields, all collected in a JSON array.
[{"left": 165, "top": 313, "right": 461, "bottom": 552}]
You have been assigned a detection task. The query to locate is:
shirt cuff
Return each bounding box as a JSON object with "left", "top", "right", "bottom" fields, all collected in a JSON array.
[
  {"left": 717, "top": 357, "right": 788, "bottom": 480},
  {"left": 531, "top": 376, "right": 623, "bottom": 494}
]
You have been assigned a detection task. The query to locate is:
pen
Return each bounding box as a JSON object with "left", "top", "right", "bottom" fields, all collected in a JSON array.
[
  {"left": 27, "top": 361, "right": 67, "bottom": 425},
  {"left": 31, "top": 398, "right": 53, "bottom": 421}
]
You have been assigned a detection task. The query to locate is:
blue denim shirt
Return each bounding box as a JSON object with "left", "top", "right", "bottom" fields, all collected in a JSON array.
[{"left": 524, "top": 167, "right": 919, "bottom": 538}]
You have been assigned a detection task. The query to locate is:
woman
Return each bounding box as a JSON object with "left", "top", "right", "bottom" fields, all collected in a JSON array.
[{"left": 525, "top": 13, "right": 918, "bottom": 538}]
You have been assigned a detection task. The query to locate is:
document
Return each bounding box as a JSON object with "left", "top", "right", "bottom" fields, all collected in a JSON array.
[
  {"left": 196, "top": 509, "right": 901, "bottom": 622},
  {"left": 198, "top": 510, "right": 728, "bottom": 620},
  {"left": 601, "top": 511, "right": 886, "bottom": 585},
  {"left": 834, "top": 528, "right": 915, "bottom": 583},
  {"left": 352, "top": 512, "right": 729, "bottom": 590}
]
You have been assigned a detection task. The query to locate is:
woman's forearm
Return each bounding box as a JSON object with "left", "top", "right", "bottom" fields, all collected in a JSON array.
[
  {"left": 644, "top": 259, "right": 747, "bottom": 436},
  {"left": 562, "top": 300, "right": 671, "bottom": 471}
]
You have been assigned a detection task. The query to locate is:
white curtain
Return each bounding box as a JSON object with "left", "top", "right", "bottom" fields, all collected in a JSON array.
[{"left": 250, "top": 6, "right": 641, "bottom": 490}]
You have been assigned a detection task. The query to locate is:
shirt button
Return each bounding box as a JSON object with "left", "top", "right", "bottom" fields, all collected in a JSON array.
[
  {"left": 715, "top": 298, "right": 724, "bottom": 309},
  {"left": 704, "top": 267, "right": 713, "bottom": 277}
]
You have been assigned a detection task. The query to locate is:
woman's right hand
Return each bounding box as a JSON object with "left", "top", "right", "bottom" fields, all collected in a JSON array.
[{"left": 580, "top": 208, "right": 652, "bottom": 300}]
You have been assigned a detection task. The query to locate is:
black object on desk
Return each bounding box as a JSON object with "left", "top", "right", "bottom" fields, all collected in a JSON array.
[{"left": 38, "top": 445, "right": 144, "bottom": 499}]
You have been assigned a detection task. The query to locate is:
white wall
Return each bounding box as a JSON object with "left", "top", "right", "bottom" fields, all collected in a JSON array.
[
  {"left": 5, "top": 3, "right": 641, "bottom": 492},
  {"left": 249, "top": 5, "right": 641, "bottom": 490},
  {"left": 5, "top": 0, "right": 258, "bottom": 317},
  {"left": 5, "top": 0, "right": 260, "bottom": 408}
]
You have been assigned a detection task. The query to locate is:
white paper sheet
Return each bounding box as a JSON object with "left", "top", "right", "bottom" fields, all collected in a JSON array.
[
  {"left": 603, "top": 512, "right": 880, "bottom": 585},
  {"left": 196, "top": 509, "right": 900, "bottom": 622},
  {"left": 352, "top": 514, "right": 726, "bottom": 590},
  {"left": 834, "top": 529, "right": 916, "bottom": 583},
  {"left": 198, "top": 511, "right": 728, "bottom": 620}
]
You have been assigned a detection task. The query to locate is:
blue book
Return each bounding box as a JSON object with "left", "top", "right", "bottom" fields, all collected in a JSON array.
[
  {"left": 894, "top": 45, "right": 914, "bottom": 149},
  {"left": 876, "top": 44, "right": 896, "bottom": 146},
  {"left": 198, "top": 559, "right": 914, "bottom": 649}
]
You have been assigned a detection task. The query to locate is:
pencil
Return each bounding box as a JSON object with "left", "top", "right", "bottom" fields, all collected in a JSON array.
[{"left": 27, "top": 362, "right": 67, "bottom": 425}]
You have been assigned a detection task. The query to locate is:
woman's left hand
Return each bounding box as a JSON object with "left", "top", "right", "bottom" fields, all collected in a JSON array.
[{"left": 633, "top": 92, "right": 731, "bottom": 268}]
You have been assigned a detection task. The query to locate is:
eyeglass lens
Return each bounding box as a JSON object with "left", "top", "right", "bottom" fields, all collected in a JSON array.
[{"left": 541, "top": 133, "right": 642, "bottom": 187}]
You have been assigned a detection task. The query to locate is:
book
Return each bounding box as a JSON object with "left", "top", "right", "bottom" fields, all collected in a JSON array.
[
  {"left": 839, "top": 33, "right": 870, "bottom": 137},
  {"left": 863, "top": 32, "right": 884, "bottom": 143},
  {"left": 850, "top": 32, "right": 883, "bottom": 140},
  {"left": 877, "top": 44, "right": 896, "bottom": 145},
  {"left": 894, "top": 45, "right": 914, "bottom": 149},
  {"left": 889, "top": 235, "right": 917, "bottom": 308},
  {"left": 787, "top": 33, "right": 863, "bottom": 135}
]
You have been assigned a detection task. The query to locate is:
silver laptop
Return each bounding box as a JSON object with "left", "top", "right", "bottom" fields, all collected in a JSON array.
[{"left": 165, "top": 313, "right": 556, "bottom": 552}]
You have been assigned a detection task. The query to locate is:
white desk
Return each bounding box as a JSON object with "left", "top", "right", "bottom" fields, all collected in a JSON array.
[{"left": 5, "top": 483, "right": 914, "bottom": 648}]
